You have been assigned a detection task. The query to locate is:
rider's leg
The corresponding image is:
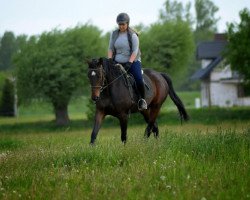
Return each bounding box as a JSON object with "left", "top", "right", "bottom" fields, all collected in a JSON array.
[
  {"left": 129, "top": 60, "right": 147, "bottom": 110},
  {"left": 137, "top": 82, "right": 147, "bottom": 110}
]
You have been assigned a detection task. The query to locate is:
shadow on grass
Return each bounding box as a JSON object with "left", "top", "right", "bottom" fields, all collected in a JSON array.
[{"left": 1, "top": 108, "right": 250, "bottom": 134}]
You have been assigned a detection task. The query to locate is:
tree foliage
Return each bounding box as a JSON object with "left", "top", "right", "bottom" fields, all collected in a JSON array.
[
  {"left": 159, "top": 0, "right": 193, "bottom": 25},
  {"left": 140, "top": 20, "right": 194, "bottom": 88},
  {"left": 225, "top": 8, "right": 250, "bottom": 82},
  {"left": 0, "top": 32, "right": 28, "bottom": 71},
  {"left": 14, "top": 24, "right": 106, "bottom": 125},
  {"left": 0, "top": 31, "right": 17, "bottom": 70},
  {"left": 0, "top": 78, "right": 15, "bottom": 116},
  {"left": 194, "top": 0, "right": 220, "bottom": 42},
  {"left": 185, "top": 0, "right": 220, "bottom": 91},
  {"left": 155, "top": 0, "right": 220, "bottom": 90}
]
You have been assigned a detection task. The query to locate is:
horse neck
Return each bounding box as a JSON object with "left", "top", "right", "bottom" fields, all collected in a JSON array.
[
  {"left": 102, "top": 65, "right": 129, "bottom": 101},
  {"left": 104, "top": 63, "right": 124, "bottom": 84},
  {"left": 101, "top": 62, "right": 132, "bottom": 107}
]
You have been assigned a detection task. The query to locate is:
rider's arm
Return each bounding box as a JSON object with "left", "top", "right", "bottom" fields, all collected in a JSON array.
[
  {"left": 108, "top": 32, "right": 114, "bottom": 59},
  {"left": 108, "top": 50, "right": 113, "bottom": 59},
  {"left": 129, "top": 52, "right": 137, "bottom": 63},
  {"left": 129, "top": 33, "right": 139, "bottom": 63}
]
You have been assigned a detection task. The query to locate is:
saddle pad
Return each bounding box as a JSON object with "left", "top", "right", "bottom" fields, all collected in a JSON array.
[{"left": 142, "top": 74, "right": 154, "bottom": 100}]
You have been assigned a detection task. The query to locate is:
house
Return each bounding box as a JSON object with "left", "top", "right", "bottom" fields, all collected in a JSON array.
[{"left": 191, "top": 34, "right": 250, "bottom": 107}]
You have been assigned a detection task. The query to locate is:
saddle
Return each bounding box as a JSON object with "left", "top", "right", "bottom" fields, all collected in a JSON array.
[{"left": 116, "top": 64, "right": 153, "bottom": 103}]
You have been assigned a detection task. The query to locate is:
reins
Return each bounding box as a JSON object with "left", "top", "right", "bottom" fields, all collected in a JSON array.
[
  {"left": 101, "top": 68, "right": 128, "bottom": 91},
  {"left": 89, "top": 64, "right": 129, "bottom": 92}
]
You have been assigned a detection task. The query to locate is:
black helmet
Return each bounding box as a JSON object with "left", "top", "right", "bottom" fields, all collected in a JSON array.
[{"left": 116, "top": 13, "right": 130, "bottom": 24}]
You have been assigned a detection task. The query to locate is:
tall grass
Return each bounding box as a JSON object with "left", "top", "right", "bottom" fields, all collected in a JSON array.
[{"left": 0, "top": 124, "right": 250, "bottom": 199}]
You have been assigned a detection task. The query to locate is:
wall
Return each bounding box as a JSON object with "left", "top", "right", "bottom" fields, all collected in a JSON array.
[
  {"left": 210, "top": 65, "right": 231, "bottom": 81},
  {"left": 201, "top": 59, "right": 211, "bottom": 69},
  {"left": 210, "top": 82, "right": 238, "bottom": 107},
  {"left": 201, "top": 81, "right": 210, "bottom": 107},
  {"left": 200, "top": 60, "right": 250, "bottom": 107}
]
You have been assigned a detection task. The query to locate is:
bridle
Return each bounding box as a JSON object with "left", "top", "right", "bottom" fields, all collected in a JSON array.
[
  {"left": 89, "top": 63, "right": 129, "bottom": 93},
  {"left": 88, "top": 66, "right": 106, "bottom": 92}
]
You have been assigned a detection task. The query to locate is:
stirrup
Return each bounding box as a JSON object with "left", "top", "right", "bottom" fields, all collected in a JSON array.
[{"left": 138, "top": 98, "right": 147, "bottom": 110}]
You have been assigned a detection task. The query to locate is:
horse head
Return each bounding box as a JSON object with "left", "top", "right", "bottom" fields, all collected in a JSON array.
[{"left": 87, "top": 58, "right": 105, "bottom": 102}]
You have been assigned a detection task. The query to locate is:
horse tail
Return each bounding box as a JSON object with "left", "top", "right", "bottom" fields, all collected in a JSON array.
[{"left": 161, "top": 73, "right": 189, "bottom": 122}]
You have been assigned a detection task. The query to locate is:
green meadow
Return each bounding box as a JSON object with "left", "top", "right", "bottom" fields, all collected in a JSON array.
[{"left": 0, "top": 92, "right": 250, "bottom": 199}]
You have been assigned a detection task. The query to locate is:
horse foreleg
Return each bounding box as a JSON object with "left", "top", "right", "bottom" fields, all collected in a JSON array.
[
  {"left": 90, "top": 110, "right": 105, "bottom": 144},
  {"left": 119, "top": 114, "right": 128, "bottom": 144}
]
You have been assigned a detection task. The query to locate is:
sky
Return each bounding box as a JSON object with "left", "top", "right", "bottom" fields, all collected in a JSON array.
[{"left": 0, "top": 0, "right": 250, "bottom": 36}]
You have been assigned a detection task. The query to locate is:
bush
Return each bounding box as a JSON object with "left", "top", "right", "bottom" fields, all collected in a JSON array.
[
  {"left": 0, "top": 78, "right": 15, "bottom": 116},
  {"left": 86, "top": 98, "right": 95, "bottom": 120},
  {"left": 0, "top": 72, "right": 6, "bottom": 101}
]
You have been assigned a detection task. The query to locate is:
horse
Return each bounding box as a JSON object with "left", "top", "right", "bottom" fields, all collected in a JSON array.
[{"left": 87, "top": 57, "right": 189, "bottom": 144}]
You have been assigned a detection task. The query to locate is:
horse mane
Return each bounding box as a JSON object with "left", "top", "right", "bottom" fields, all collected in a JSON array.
[{"left": 101, "top": 57, "right": 124, "bottom": 81}]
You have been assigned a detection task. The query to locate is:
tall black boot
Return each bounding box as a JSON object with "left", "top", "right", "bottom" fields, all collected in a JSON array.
[{"left": 137, "top": 83, "right": 147, "bottom": 110}]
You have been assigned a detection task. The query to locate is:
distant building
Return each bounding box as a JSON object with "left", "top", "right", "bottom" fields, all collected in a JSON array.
[{"left": 191, "top": 34, "right": 250, "bottom": 107}]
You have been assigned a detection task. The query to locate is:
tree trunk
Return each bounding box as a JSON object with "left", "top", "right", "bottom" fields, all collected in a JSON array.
[{"left": 54, "top": 104, "right": 70, "bottom": 126}]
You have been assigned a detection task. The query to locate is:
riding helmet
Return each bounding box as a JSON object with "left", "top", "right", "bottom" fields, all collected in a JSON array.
[{"left": 116, "top": 13, "right": 130, "bottom": 24}]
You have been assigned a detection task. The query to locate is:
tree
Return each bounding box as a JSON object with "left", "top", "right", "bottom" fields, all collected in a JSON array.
[
  {"left": 225, "top": 8, "right": 250, "bottom": 84},
  {"left": 146, "top": 0, "right": 220, "bottom": 90},
  {"left": 194, "top": 0, "right": 220, "bottom": 42},
  {"left": 159, "top": 0, "right": 193, "bottom": 25},
  {"left": 140, "top": 0, "right": 195, "bottom": 89},
  {"left": 0, "top": 31, "right": 17, "bottom": 71},
  {"left": 140, "top": 20, "right": 194, "bottom": 88},
  {"left": 14, "top": 25, "right": 106, "bottom": 125},
  {"left": 0, "top": 72, "right": 7, "bottom": 103},
  {"left": 0, "top": 78, "right": 15, "bottom": 116},
  {"left": 183, "top": 0, "right": 220, "bottom": 90}
]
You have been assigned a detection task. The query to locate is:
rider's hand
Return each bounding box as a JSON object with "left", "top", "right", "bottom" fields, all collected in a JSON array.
[
  {"left": 108, "top": 58, "right": 113, "bottom": 66},
  {"left": 125, "top": 62, "right": 132, "bottom": 70}
]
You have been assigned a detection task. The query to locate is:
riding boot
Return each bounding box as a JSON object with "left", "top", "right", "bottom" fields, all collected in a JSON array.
[{"left": 137, "top": 83, "right": 147, "bottom": 110}]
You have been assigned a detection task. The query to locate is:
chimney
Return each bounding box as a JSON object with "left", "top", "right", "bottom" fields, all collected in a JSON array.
[{"left": 214, "top": 33, "right": 227, "bottom": 41}]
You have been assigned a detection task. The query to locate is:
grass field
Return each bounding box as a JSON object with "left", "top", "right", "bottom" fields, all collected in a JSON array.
[{"left": 0, "top": 92, "right": 250, "bottom": 199}]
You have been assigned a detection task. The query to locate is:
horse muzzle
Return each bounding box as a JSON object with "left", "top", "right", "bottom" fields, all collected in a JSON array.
[
  {"left": 92, "top": 95, "right": 100, "bottom": 102},
  {"left": 91, "top": 86, "right": 102, "bottom": 102}
]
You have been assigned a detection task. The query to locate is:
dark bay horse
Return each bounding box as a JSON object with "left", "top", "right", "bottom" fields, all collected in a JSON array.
[{"left": 87, "top": 58, "right": 189, "bottom": 144}]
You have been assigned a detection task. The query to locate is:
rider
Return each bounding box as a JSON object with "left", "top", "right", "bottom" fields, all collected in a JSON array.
[{"left": 108, "top": 12, "right": 147, "bottom": 110}]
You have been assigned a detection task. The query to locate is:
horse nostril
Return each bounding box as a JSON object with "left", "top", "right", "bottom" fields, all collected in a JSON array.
[{"left": 92, "top": 96, "right": 100, "bottom": 102}]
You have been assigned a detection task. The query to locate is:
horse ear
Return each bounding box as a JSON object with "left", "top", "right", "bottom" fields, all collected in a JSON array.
[{"left": 98, "top": 57, "right": 103, "bottom": 65}]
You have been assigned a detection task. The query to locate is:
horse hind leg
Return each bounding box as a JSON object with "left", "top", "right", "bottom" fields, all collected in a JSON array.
[
  {"left": 152, "top": 122, "right": 159, "bottom": 138},
  {"left": 148, "top": 106, "right": 161, "bottom": 139},
  {"left": 142, "top": 108, "right": 160, "bottom": 139},
  {"left": 144, "top": 124, "right": 152, "bottom": 138},
  {"left": 144, "top": 122, "right": 158, "bottom": 139},
  {"left": 141, "top": 110, "right": 152, "bottom": 138}
]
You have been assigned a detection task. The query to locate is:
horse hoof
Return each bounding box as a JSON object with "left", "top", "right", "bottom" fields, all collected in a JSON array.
[
  {"left": 89, "top": 142, "right": 95, "bottom": 146},
  {"left": 122, "top": 141, "right": 126, "bottom": 145}
]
